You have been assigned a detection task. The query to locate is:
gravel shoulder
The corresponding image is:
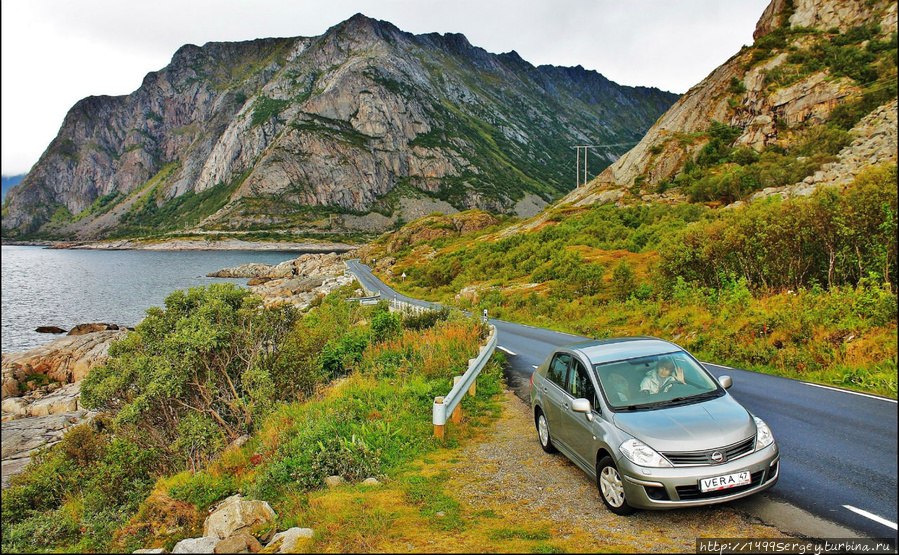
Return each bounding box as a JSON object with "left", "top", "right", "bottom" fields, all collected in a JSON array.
[{"left": 447, "top": 389, "right": 791, "bottom": 552}]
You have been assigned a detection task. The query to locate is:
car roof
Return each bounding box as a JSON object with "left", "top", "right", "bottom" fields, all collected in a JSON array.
[{"left": 563, "top": 337, "right": 684, "bottom": 365}]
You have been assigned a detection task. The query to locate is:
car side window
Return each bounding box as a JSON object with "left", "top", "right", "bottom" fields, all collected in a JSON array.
[
  {"left": 547, "top": 353, "right": 571, "bottom": 387},
  {"left": 568, "top": 359, "right": 599, "bottom": 409}
]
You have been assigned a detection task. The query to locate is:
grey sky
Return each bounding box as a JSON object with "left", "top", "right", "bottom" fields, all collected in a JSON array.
[{"left": 1, "top": 0, "right": 771, "bottom": 176}]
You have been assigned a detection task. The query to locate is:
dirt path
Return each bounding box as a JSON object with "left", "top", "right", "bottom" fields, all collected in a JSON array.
[{"left": 447, "top": 389, "right": 790, "bottom": 553}]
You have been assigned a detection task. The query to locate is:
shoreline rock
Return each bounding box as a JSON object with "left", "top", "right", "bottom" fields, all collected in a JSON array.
[{"left": 2, "top": 331, "right": 122, "bottom": 488}]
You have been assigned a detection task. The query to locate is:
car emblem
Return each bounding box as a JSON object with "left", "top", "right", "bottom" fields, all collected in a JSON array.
[{"left": 711, "top": 451, "right": 725, "bottom": 463}]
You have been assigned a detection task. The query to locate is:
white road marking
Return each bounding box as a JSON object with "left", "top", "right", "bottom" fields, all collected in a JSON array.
[
  {"left": 805, "top": 383, "right": 897, "bottom": 403},
  {"left": 843, "top": 505, "right": 898, "bottom": 530},
  {"left": 497, "top": 346, "right": 517, "bottom": 356}
]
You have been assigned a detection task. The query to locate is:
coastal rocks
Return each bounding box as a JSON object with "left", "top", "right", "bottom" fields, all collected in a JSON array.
[
  {"left": 209, "top": 252, "right": 356, "bottom": 310},
  {"left": 36, "top": 326, "right": 67, "bottom": 334},
  {"left": 2, "top": 331, "right": 122, "bottom": 488},
  {"left": 68, "top": 322, "right": 121, "bottom": 335},
  {"left": 2, "top": 330, "right": 125, "bottom": 395},
  {"left": 207, "top": 263, "right": 278, "bottom": 278},
  {"left": 1, "top": 409, "right": 94, "bottom": 488}
]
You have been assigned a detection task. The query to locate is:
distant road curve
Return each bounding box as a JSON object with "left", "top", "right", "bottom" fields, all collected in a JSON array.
[{"left": 344, "top": 259, "right": 897, "bottom": 539}]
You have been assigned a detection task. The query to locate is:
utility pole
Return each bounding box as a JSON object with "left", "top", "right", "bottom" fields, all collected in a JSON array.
[
  {"left": 575, "top": 146, "right": 580, "bottom": 188},
  {"left": 573, "top": 146, "right": 596, "bottom": 187}
]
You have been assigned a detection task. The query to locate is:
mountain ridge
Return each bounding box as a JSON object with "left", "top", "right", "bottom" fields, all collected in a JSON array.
[{"left": 1, "top": 14, "right": 678, "bottom": 240}]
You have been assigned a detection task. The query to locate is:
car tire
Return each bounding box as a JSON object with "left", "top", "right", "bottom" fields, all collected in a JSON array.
[
  {"left": 597, "top": 456, "right": 636, "bottom": 515},
  {"left": 536, "top": 409, "right": 557, "bottom": 453}
]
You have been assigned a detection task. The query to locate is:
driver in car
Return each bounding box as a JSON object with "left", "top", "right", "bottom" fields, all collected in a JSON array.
[{"left": 640, "top": 357, "right": 685, "bottom": 395}]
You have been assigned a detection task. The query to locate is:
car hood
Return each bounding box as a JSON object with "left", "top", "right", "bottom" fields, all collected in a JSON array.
[{"left": 612, "top": 395, "right": 755, "bottom": 452}]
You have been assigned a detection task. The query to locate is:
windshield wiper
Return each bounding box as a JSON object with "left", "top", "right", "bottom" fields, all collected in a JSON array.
[
  {"left": 662, "top": 391, "right": 721, "bottom": 407},
  {"left": 624, "top": 400, "right": 668, "bottom": 411}
]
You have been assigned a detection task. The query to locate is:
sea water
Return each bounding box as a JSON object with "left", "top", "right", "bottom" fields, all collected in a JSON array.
[{"left": 1, "top": 245, "right": 312, "bottom": 353}]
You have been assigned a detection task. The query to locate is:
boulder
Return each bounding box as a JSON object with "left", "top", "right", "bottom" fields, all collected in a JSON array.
[
  {"left": 2, "top": 330, "right": 125, "bottom": 387},
  {"left": 35, "top": 326, "right": 67, "bottom": 334},
  {"left": 323, "top": 475, "right": 346, "bottom": 488},
  {"left": 204, "top": 495, "right": 277, "bottom": 543},
  {"left": 214, "top": 532, "right": 261, "bottom": 554},
  {"left": 267, "top": 528, "right": 314, "bottom": 553},
  {"left": 172, "top": 536, "right": 220, "bottom": 554},
  {"left": 1, "top": 397, "right": 27, "bottom": 417},
  {"left": 68, "top": 323, "right": 117, "bottom": 335},
  {"left": 1, "top": 378, "right": 20, "bottom": 399},
  {"left": 26, "top": 384, "right": 80, "bottom": 416}
]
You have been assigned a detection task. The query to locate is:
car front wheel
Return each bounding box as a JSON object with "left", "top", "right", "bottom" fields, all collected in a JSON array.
[
  {"left": 597, "top": 456, "right": 635, "bottom": 515},
  {"left": 536, "top": 409, "right": 557, "bottom": 453}
]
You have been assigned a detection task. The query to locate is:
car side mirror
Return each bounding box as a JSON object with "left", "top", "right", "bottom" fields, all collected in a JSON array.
[
  {"left": 571, "top": 398, "right": 594, "bottom": 421},
  {"left": 718, "top": 375, "right": 733, "bottom": 389}
]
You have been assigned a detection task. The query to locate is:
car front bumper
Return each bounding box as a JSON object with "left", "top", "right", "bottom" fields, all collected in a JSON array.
[{"left": 617, "top": 442, "right": 780, "bottom": 509}]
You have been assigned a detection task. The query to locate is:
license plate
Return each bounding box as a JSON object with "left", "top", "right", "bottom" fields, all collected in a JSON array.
[{"left": 700, "top": 471, "right": 751, "bottom": 492}]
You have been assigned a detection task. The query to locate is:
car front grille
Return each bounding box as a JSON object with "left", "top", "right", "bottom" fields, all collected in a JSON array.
[{"left": 662, "top": 436, "right": 756, "bottom": 466}]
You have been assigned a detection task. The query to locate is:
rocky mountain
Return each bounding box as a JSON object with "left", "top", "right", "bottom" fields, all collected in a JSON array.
[
  {"left": 1, "top": 175, "right": 24, "bottom": 204},
  {"left": 562, "top": 0, "right": 897, "bottom": 209},
  {"left": 1, "top": 14, "right": 678, "bottom": 240}
]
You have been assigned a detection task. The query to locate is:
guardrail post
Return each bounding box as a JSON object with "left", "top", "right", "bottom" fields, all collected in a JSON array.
[
  {"left": 467, "top": 359, "right": 477, "bottom": 396},
  {"left": 451, "top": 377, "right": 463, "bottom": 424},
  {"left": 434, "top": 397, "right": 445, "bottom": 439}
]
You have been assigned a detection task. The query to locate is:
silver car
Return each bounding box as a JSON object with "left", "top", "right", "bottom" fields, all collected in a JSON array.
[{"left": 529, "top": 337, "right": 779, "bottom": 515}]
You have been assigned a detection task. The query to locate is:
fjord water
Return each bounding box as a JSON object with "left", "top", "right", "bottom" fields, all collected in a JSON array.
[{"left": 1, "top": 245, "right": 305, "bottom": 354}]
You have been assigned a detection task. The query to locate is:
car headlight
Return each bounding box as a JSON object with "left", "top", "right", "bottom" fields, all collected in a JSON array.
[
  {"left": 619, "top": 439, "right": 673, "bottom": 468},
  {"left": 754, "top": 416, "right": 775, "bottom": 450}
]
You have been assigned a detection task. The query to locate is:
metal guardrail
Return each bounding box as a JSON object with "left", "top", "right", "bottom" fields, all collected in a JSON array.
[
  {"left": 389, "top": 295, "right": 434, "bottom": 316},
  {"left": 345, "top": 294, "right": 382, "bottom": 305},
  {"left": 432, "top": 324, "right": 497, "bottom": 439}
]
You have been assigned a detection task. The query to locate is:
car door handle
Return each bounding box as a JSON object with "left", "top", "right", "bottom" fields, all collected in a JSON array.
[{"left": 563, "top": 403, "right": 570, "bottom": 411}]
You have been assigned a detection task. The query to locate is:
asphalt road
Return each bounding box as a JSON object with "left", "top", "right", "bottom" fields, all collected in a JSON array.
[{"left": 345, "top": 259, "right": 898, "bottom": 540}]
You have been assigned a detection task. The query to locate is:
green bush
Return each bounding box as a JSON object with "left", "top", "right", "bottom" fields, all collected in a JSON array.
[
  {"left": 371, "top": 311, "right": 402, "bottom": 342},
  {"left": 169, "top": 472, "right": 238, "bottom": 510},
  {"left": 81, "top": 283, "right": 301, "bottom": 454}
]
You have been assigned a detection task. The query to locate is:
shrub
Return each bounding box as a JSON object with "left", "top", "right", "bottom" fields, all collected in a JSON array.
[
  {"left": 81, "top": 283, "right": 301, "bottom": 454},
  {"left": 402, "top": 307, "right": 451, "bottom": 331},
  {"left": 168, "top": 472, "right": 238, "bottom": 510},
  {"left": 371, "top": 311, "right": 402, "bottom": 343}
]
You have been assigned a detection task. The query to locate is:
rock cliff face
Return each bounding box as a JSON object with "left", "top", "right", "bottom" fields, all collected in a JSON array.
[
  {"left": 2, "top": 14, "right": 677, "bottom": 240},
  {"left": 562, "top": 0, "right": 897, "bottom": 208}
]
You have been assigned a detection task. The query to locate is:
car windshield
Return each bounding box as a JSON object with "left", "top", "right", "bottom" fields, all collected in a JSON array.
[{"left": 594, "top": 351, "right": 722, "bottom": 411}]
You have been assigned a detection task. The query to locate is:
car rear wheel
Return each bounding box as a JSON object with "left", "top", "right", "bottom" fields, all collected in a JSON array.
[
  {"left": 536, "top": 409, "right": 557, "bottom": 453},
  {"left": 597, "top": 456, "right": 635, "bottom": 515}
]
